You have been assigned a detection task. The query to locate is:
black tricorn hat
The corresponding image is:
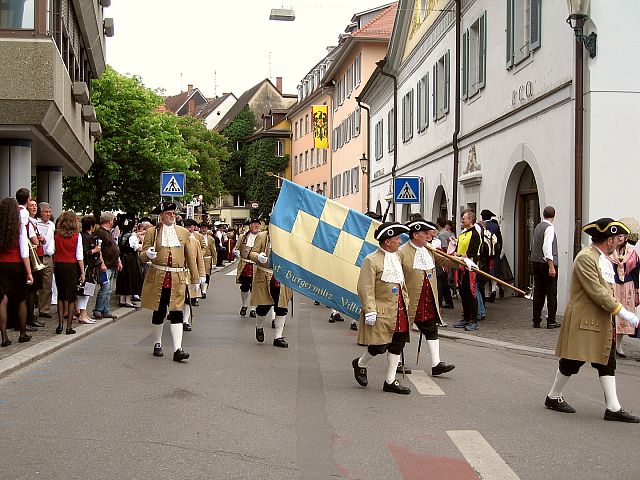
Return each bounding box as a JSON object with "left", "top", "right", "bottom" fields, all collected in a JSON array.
[
  {"left": 183, "top": 218, "right": 199, "bottom": 228},
  {"left": 151, "top": 202, "right": 177, "bottom": 214},
  {"left": 405, "top": 218, "right": 438, "bottom": 232},
  {"left": 582, "top": 218, "right": 630, "bottom": 239},
  {"left": 480, "top": 209, "right": 496, "bottom": 220},
  {"left": 199, "top": 223, "right": 210, "bottom": 228},
  {"left": 374, "top": 222, "right": 410, "bottom": 241},
  {"left": 364, "top": 211, "right": 383, "bottom": 221},
  {"left": 244, "top": 217, "right": 261, "bottom": 226}
]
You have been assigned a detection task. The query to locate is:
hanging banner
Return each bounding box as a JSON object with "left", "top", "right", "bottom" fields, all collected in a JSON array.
[{"left": 312, "top": 105, "right": 329, "bottom": 149}]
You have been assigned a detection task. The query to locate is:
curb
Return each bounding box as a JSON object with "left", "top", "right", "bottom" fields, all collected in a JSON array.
[
  {"left": 0, "top": 306, "right": 138, "bottom": 380},
  {"left": 438, "top": 330, "right": 557, "bottom": 359}
]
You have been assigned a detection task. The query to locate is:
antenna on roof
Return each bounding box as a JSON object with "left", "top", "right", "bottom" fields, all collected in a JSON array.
[
  {"left": 213, "top": 69, "right": 218, "bottom": 97},
  {"left": 180, "top": 72, "right": 183, "bottom": 92},
  {"left": 268, "top": 51, "right": 272, "bottom": 81}
]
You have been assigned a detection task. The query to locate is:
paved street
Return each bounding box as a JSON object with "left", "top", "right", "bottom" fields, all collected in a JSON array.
[{"left": 2, "top": 263, "right": 640, "bottom": 480}]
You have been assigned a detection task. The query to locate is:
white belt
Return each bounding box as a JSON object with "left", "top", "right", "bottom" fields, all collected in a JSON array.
[
  {"left": 151, "top": 264, "right": 187, "bottom": 273},
  {"left": 242, "top": 258, "right": 256, "bottom": 265},
  {"left": 203, "top": 256, "right": 212, "bottom": 259},
  {"left": 256, "top": 265, "right": 273, "bottom": 274}
]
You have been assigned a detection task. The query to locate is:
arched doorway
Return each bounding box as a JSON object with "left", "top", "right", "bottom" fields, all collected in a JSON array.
[
  {"left": 515, "top": 165, "right": 540, "bottom": 292},
  {"left": 401, "top": 204, "right": 411, "bottom": 222},
  {"left": 375, "top": 200, "right": 382, "bottom": 217},
  {"left": 432, "top": 185, "right": 448, "bottom": 222}
]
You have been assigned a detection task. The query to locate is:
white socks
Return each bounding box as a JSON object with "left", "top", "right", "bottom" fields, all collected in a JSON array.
[
  {"left": 386, "top": 352, "right": 401, "bottom": 384},
  {"left": 256, "top": 315, "right": 265, "bottom": 329},
  {"left": 548, "top": 368, "right": 570, "bottom": 399},
  {"left": 153, "top": 323, "right": 163, "bottom": 345},
  {"left": 616, "top": 334, "right": 624, "bottom": 355},
  {"left": 170, "top": 323, "right": 183, "bottom": 351},
  {"left": 182, "top": 304, "right": 191, "bottom": 325},
  {"left": 427, "top": 339, "right": 441, "bottom": 368},
  {"left": 274, "top": 315, "right": 286, "bottom": 339},
  {"left": 270, "top": 308, "right": 276, "bottom": 321},
  {"left": 600, "top": 375, "right": 622, "bottom": 411},
  {"left": 241, "top": 291, "right": 250, "bottom": 308},
  {"left": 358, "top": 351, "right": 375, "bottom": 368},
  {"left": 201, "top": 282, "right": 208, "bottom": 295}
]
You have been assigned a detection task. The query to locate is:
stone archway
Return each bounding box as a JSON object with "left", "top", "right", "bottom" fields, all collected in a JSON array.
[{"left": 431, "top": 185, "right": 448, "bottom": 222}]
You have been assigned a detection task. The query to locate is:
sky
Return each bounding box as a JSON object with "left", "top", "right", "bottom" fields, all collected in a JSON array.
[{"left": 106, "top": 0, "right": 388, "bottom": 98}]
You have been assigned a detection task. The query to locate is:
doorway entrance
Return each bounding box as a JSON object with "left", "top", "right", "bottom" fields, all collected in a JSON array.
[{"left": 516, "top": 165, "right": 540, "bottom": 292}]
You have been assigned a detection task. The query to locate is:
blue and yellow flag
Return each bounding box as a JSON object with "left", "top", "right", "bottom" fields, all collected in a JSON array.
[{"left": 270, "top": 180, "right": 381, "bottom": 320}]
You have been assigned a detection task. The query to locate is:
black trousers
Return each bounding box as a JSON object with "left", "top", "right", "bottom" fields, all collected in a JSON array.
[
  {"left": 216, "top": 249, "right": 225, "bottom": 266},
  {"left": 367, "top": 332, "right": 408, "bottom": 356},
  {"left": 532, "top": 262, "right": 558, "bottom": 323},
  {"left": 255, "top": 286, "right": 288, "bottom": 316},
  {"left": 458, "top": 270, "right": 477, "bottom": 323},
  {"left": 415, "top": 317, "right": 439, "bottom": 340},
  {"left": 559, "top": 344, "right": 616, "bottom": 377},
  {"left": 239, "top": 275, "right": 252, "bottom": 292},
  {"left": 151, "top": 287, "right": 184, "bottom": 325},
  {"left": 436, "top": 266, "right": 453, "bottom": 306}
]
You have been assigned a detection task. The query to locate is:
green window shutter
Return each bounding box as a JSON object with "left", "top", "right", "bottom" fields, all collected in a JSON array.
[
  {"left": 462, "top": 29, "right": 469, "bottom": 99},
  {"left": 506, "top": 0, "right": 514, "bottom": 68},
  {"left": 479, "top": 12, "right": 487, "bottom": 88},
  {"left": 444, "top": 50, "right": 450, "bottom": 114},
  {"left": 530, "top": 0, "right": 541, "bottom": 50},
  {"left": 416, "top": 80, "right": 422, "bottom": 132},
  {"left": 432, "top": 64, "right": 437, "bottom": 120},
  {"left": 425, "top": 72, "right": 429, "bottom": 128}
]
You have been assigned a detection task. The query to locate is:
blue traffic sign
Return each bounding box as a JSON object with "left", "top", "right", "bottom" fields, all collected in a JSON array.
[
  {"left": 160, "top": 172, "right": 186, "bottom": 197},
  {"left": 393, "top": 176, "right": 421, "bottom": 204}
]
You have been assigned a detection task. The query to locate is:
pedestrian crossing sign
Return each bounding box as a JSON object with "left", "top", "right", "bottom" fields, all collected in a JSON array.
[
  {"left": 160, "top": 172, "right": 185, "bottom": 197},
  {"left": 393, "top": 176, "right": 421, "bottom": 204}
]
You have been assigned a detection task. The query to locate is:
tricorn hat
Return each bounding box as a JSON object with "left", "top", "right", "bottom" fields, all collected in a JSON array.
[
  {"left": 582, "top": 218, "right": 630, "bottom": 239},
  {"left": 183, "top": 218, "right": 199, "bottom": 228},
  {"left": 374, "top": 222, "right": 410, "bottom": 241},
  {"left": 151, "top": 202, "right": 177, "bottom": 215},
  {"left": 199, "top": 223, "right": 210, "bottom": 229},
  {"left": 244, "top": 217, "right": 261, "bottom": 226},
  {"left": 405, "top": 218, "right": 438, "bottom": 232},
  {"left": 480, "top": 209, "right": 496, "bottom": 220}
]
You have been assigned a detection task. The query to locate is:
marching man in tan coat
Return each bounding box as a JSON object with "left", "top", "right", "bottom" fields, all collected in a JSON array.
[
  {"left": 545, "top": 218, "right": 639, "bottom": 422},
  {"left": 398, "top": 218, "right": 465, "bottom": 376},
  {"left": 196, "top": 223, "right": 216, "bottom": 300},
  {"left": 139, "top": 202, "right": 199, "bottom": 362},
  {"left": 249, "top": 218, "right": 293, "bottom": 348},
  {"left": 182, "top": 219, "right": 206, "bottom": 331},
  {"left": 352, "top": 222, "right": 412, "bottom": 394},
  {"left": 235, "top": 218, "right": 261, "bottom": 318}
]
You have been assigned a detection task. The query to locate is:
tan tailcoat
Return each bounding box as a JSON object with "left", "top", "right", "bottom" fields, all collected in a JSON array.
[
  {"left": 357, "top": 249, "right": 410, "bottom": 346},
  {"left": 555, "top": 245, "right": 623, "bottom": 365},
  {"left": 235, "top": 231, "right": 258, "bottom": 283},
  {"left": 199, "top": 232, "right": 217, "bottom": 274},
  {"left": 139, "top": 224, "right": 199, "bottom": 311},
  {"left": 248, "top": 230, "right": 292, "bottom": 308},
  {"left": 398, "top": 242, "right": 459, "bottom": 323},
  {"left": 187, "top": 233, "right": 205, "bottom": 298}
]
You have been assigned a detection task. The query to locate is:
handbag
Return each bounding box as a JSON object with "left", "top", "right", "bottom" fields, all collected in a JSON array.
[
  {"left": 499, "top": 254, "right": 514, "bottom": 282},
  {"left": 78, "top": 266, "right": 97, "bottom": 296}
]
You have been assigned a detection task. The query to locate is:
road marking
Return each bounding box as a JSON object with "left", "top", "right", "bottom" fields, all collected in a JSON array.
[
  {"left": 406, "top": 370, "right": 445, "bottom": 396},
  {"left": 447, "top": 430, "right": 520, "bottom": 480},
  {"left": 225, "top": 270, "right": 235, "bottom": 276}
]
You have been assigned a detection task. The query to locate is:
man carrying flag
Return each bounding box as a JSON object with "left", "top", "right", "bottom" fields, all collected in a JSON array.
[{"left": 352, "top": 222, "right": 412, "bottom": 395}]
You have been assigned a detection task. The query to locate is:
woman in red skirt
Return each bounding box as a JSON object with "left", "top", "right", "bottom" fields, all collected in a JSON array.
[
  {"left": 54, "top": 211, "right": 85, "bottom": 334},
  {"left": 0, "top": 197, "right": 33, "bottom": 346}
]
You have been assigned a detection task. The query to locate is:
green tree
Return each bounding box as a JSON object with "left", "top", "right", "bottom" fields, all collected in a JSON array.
[
  {"left": 219, "top": 107, "right": 255, "bottom": 195},
  {"left": 245, "top": 138, "right": 289, "bottom": 216},
  {"left": 63, "top": 66, "right": 196, "bottom": 216}
]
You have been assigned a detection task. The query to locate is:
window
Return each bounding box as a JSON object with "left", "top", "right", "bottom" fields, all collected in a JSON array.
[
  {"left": 275, "top": 140, "right": 284, "bottom": 157},
  {"left": 354, "top": 54, "right": 361, "bottom": 87},
  {"left": 433, "top": 51, "right": 450, "bottom": 120},
  {"left": 323, "top": 149, "right": 328, "bottom": 164},
  {"left": 374, "top": 119, "right": 384, "bottom": 160},
  {"left": 317, "top": 149, "right": 322, "bottom": 167},
  {"left": 305, "top": 114, "right": 309, "bottom": 134},
  {"left": 506, "top": 0, "right": 541, "bottom": 69},
  {"left": 402, "top": 89, "right": 414, "bottom": 142},
  {"left": 310, "top": 148, "right": 315, "bottom": 168},
  {"left": 342, "top": 171, "right": 350, "bottom": 196},
  {"left": 322, "top": 181, "right": 327, "bottom": 196},
  {"left": 234, "top": 193, "right": 245, "bottom": 207},
  {"left": 463, "top": 12, "right": 487, "bottom": 98},
  {"left": 388, "top": 109, "right": 395, "bottom": 152},
  {"left": 293, "top": 155, "right": 298, "bottom": 175},
  {"left": 417, "top": 73, "right": 429, "bottom": 132},
  {"left": 294, "top": 122, "right": 298, "bottom": 139},
  {"left": 347, "top": 65, "right": 353, "bottom": 97},
  {"left": 351, "top": 167, "right": 359, "bottom": 193},
  {"left": 0, "top": 0, "right": 35, "bottom": 29},
  {"left": 299, "top": 153, "right": 304, "bottom": 173},
  {"left": 305, "top": 150, "right": 309, "bottom": 170},
  {"left": 354, "top": 108, "right": 361, "bottom": 137}
]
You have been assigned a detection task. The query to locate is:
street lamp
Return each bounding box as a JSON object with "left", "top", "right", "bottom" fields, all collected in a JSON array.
[
  {"left": 566, "top": 0, "right": 597, "bottom": 58},
  {"left": 359, "top": 153, "right": 368, "bottom": 174}
]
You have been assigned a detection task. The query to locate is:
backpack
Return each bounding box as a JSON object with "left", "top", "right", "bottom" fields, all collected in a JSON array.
[{"left": 479, "top": 227, "right": 497, "bottom": 269}]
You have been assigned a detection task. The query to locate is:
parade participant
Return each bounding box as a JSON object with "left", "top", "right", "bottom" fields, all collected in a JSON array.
[
  {"left": 139, "top": 202, "right": 199, "bottom": 362},
  {"left": 214, "top": 221, "right": 227, "bottom": 267},
  {"left": 249, "top": 217, "right": 293, "bottom": 348},
  {"left": 182, "top": 219, "right": 206, "bottom": 331},
  {"left": 198, "top": 223, "right": 216, "bottom": 299},
  {"left": 545, "top": 218, "right": 639, "bottom": 423},
  {"left": 398, "top": 218, "right": 461, "bottom": 376},
  {"left": 452, "top": 209, "right": 481, "bottom": 332},
  {"left": 351, "top": 222, "right": 412, "bottom": 395},
  {"left": 235, "top": 218, "right": 260, "bottom": 317}
]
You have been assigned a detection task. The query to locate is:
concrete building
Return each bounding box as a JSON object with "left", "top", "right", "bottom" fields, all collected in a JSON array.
[
  {"left": 360, "top": 0, "right": 640, "bottom": 312},
  {"left": 0, "top": 0, "right": 112, "bottom": 216}
]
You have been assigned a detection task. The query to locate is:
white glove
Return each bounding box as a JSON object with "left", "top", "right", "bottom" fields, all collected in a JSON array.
[
  {"left": 364, "top": 312, "right": 377, "bottom": 326},
  {"left": 146, "top": 247, "right": 157, "bottom": 260},
  {"left": 233, "top": 249, "right": 240, "bottom": 258},
  {"left": 617, "top": 307, "right": 639, "bottom": 328},
  {"left": 200, "top": 276, "right": 207, "bottom": 285},
  {"left": 463, "top": 257, "right": 478, "bottom": 270},
  {"left": 257, "top": 252, "right": 268, "bottom": 264}
]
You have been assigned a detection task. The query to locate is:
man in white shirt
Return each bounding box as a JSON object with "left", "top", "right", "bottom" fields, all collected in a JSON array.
[
  {"left": 36, "top": 202, "right": 56, "bottom": 318},
  {"left": 530, "top": 206, "right": 560, "bottom": 329}
]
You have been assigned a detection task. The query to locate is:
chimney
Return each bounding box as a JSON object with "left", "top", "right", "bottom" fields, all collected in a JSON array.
[
  {"left": 276, "top": 77, "right": 283, "bottom": 94},
  {"left": 187, "top": 84, "right": 193, "bottom": 92}
]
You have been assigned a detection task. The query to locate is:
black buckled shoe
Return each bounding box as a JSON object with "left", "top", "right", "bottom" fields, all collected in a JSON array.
[
  {"left": 547, "top": 321, "right": 561, "bottom": 329},
  {"left": 333, "top": 313, "right": 344, "bottom": 322},
  {"left": 249, "top": 310, "right": 257, "bottom": 318},
  {"left": 255, "top": 328, "right": 264, "bottom": 343},
  {"left": 328, "top": 315, "right": 336, "bottom": 323},
  {"left": 532, "top": 320, "right": 541, "bottom": 329},
  {"left": 173, "top": 348, "right": 190, "bottom": 362},
  {"left": 153, "top": 343, "right": 163, "bottom": 357},
  {"left": 604, "top": 408, "right": 640, "bottom": 423},
  {"left": 383, "top": 380, "right": 411, "bottom": 395},
  {"left": 240, "top": 307, "right": 247, "bottom": 316},
  {"left": 273, "top": 337, "right": 288, "bottom": 348},
  {"left": 201, "top": 293, "right": 206, "bottom": 299},
  {"left": 350, "top": 322, "right": 358, "bottom": 331},
  {"left": 432, "top": 362, "right": 455, "bottom": 376},
  {"left": 183, "top": 323, "right": 192, "bottom": 332},
  {"left": 352, "top": 358, "right": 368, "bottom": 386},
  {"left": 396, "top": 364, "right": 412, "bottom": 374},
  {"left": 545, "top": 396, "right": 576, "bottom": 413}
]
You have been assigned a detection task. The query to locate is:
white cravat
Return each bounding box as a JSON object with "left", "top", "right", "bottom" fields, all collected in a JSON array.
[
  {"left": 597, "top": 248, "right": 615, "bottom": 285},
  {"left": 246, "top": 232, "right": 257, "bottom": 248},
  {"left": 410, "top": 241, "right": 435, "bottom": 271},
  {"left": 161, "top": 224, "right": 182, "bottom": 248},
  {"left": 380, "top": 249, "right": 405, "bottom": 284}
]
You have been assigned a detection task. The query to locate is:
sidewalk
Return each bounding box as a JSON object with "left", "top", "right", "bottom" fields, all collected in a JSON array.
[{"left": 437, "top": 292, "right": 640, "bottom": 363}]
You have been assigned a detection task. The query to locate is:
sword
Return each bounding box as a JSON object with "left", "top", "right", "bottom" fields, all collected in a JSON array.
[
  {"left": 417, "top": 332, "right": 423, "bottom": 364},
  {"left": 400, "top": 350, "right": 406, "bottom": 379}
]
